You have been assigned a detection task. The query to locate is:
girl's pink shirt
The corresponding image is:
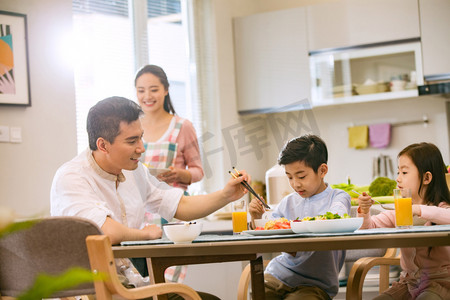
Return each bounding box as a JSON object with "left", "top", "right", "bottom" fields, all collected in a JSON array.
[{"left": 358, "top": 203, "right": 450, "bottom": 277}]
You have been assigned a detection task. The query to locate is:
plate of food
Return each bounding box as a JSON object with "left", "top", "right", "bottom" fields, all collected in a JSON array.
[
  {"left": 291, "top": 212, "right": 362, "bottom": 234},
  {"left": 243, "top": 228, "right": 293, "bottom": 236},
  {"left": 246, "top": 218, "right": 293, "bottom": 235},
  {"left": 306, "top": 217, "right": 363, "bottom": 233},
  {"left": 148, "top": 168, "right": 171, "bottom": 176},
  {"left": 290, "top": 220, "right": 310, "bottom": 233}
]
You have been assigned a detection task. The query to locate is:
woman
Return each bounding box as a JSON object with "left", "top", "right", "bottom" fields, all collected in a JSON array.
[
  {"left": 135, "top": 64, "right": 204, "bottom": 283},
  {"left": 135, "top": 64, "right": 204, "bottom": 191}
]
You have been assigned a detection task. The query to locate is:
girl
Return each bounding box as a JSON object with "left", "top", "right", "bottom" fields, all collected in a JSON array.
[{"left": 358, "top": 142, "right": 450, "bottom": 300}]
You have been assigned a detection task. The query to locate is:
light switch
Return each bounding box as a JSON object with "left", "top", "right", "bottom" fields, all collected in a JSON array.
[
  {"left": 10, "top": 127, "right": 22, "bottom": 143},
  {"left": 0, "top": 125, "right": 10, "bottom": 143}
]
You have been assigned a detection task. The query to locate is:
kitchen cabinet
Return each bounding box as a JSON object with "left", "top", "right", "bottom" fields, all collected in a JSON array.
[
  {"left": 233, "top": 7, "right": 310, "bottom": 114},
  {"left": 306, "top": 0, "right": 420, "bottom": 51},
  {"left": 419, "top": 0, "right": 450, "bottom": 79}
]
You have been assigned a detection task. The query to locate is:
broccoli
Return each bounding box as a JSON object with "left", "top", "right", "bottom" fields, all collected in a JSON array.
[{"left": 368, "top": 177, "right": 397, "bottom": 197}]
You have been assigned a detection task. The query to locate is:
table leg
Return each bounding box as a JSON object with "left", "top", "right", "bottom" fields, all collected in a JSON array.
[
  {"left": 250, "top": 256, "right": 265, "bottom": 300},
  {"left": 145, "top": 254, "right": 259, "bottom": 300},
  {"left": 146, "top": 257, "right": 168, "bottom": 300}
]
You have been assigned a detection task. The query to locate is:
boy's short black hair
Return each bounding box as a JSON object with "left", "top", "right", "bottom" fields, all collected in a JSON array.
[
  {"left": 87, "top": 96, "right": 143, "bottom": 151},
  {"left": 277, "top": 134, "right": 328, "bottom": 173}
]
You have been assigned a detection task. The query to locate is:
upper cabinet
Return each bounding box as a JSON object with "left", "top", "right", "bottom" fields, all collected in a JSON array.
[
  {"left": 306, "top": 0, "right": 420, "bottom": 51},
  {"left": 233, "top": 7, "right": 310, "bottom": 115},
  {"left": 419, "top": 0, "right": 450, "bottom": 79},
  {"left": 233, "top": 0, "right": 449, "bottom": 113}
]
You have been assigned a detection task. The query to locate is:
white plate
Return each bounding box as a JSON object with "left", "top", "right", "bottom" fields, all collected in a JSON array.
[
  {"left": 290, "top": 221, "right": 310, "bottom": 233},
  {"left": 243, "top": 229, "right": 293, "bottom": 236},
  {"left": 148, "top": 168, "right": 171, "bottom": 176},
  {"left": 306, "top": 217, "right": 363, "bottom": 233}
]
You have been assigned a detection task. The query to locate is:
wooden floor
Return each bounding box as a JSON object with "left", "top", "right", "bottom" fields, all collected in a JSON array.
[{"left": 334, "top": 286, "right": 380, "bottom": 300}]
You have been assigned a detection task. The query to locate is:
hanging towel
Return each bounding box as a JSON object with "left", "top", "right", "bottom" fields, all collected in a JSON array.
[
  {"left": 348, "top": 125, "right": 369, "bottom": 149},
  {"left": 369, "top": 123, "right": 392, "bottom": 148}
]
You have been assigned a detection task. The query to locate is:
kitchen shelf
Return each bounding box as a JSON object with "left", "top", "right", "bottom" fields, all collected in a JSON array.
[
  {"left": 313, "top": 89, "right": 418, "bottom": 107},
  {"left": 310, "top": 41, "right": 423, "bottom": 107}
]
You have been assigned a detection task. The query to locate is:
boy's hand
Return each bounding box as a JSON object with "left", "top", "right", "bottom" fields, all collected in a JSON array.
[
  {"left": 249, "top": 198, "right": 265, "bottom": 220},
  {"left": 358, "top": 192, "right": 373, "bottom": 214}
]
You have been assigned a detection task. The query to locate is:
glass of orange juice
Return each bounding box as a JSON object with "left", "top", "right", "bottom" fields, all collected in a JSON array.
[
  {"left": 232, "top": 198, "right": 248, "bottom": 234},
  {"left": 394, "top": 188, "right": 413, "bottom": 229}
]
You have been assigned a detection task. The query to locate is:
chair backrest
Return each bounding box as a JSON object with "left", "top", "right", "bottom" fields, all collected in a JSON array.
[{"left": 0, "top": 216, "right": 103, "bottom": 298}]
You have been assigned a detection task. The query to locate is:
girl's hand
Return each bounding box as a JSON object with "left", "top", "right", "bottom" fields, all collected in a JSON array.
[
  {"left": 412, "top": 204, "right": 422, "bottom": 217},
  {"left": 142, "top": 223, "right": 162, "bottom": 240},
  {"left": 358, "top": 192, "right": 373, "bottom": 214},
  {"left": 249, "top": 198, "right": 265, "bottom": 220}
]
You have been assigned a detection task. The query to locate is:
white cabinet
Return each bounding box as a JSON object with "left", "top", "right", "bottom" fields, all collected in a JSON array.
[
  {"left": 306, "top": 0, "right": 420, "bottom": 51},
  {"left": 233, "top": 8, "right": 311, "bottom": 114},
  {"left": 419, "top": 0, "right": 450, "bottom": 78}
]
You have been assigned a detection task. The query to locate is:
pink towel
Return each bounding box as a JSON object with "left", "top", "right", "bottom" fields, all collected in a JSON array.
[{"left": 369, "top": 123, "right": 391, "bottom": 148}]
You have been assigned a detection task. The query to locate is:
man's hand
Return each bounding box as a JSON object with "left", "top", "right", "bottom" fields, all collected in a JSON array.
[
  {"left": 102, "top": 217, "right": 162, "bottom": 245},
  {"left": 142, "top": 223, "right": 162, "bottom": 239},
  {"left": 222, "top": 169, "right": 250, "bottom": 201}
]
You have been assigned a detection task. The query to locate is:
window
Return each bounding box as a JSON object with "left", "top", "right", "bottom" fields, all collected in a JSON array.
[
  {"left": 72, "top": 0, "right": 208, "bottom": 193},
  {"left": 72, "top": 0, "right": 199, "bottom": 152}
]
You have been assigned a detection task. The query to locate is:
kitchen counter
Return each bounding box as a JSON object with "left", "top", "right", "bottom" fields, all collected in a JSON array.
[{"left": 201, "top": 219, "right": 233, "bottom": 235}]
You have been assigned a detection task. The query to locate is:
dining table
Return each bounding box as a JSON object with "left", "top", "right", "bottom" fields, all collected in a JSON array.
[{"left": 113, "top": 225, "right": 450, "bottom": 300}]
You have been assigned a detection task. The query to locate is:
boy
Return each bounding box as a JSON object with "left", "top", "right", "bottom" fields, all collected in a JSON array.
[{"left": 249, "top": 135, "right": 351, "bottom": 300}]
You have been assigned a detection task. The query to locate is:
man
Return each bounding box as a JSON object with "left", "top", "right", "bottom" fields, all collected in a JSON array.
[
  {"left": 50, "top": 97, "right": 248, "bottom": 298},
  {"left": 51, "top": 96, "right": 248, "bottom": 244}
]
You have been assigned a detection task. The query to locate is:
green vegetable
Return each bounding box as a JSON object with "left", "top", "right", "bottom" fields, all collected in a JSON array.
[
  {"left": 331, "top": 183, "right": 369, "bottom": 198},
  {"left": 317, "top": 212, "right": 350, "bottom": 220},
  {"left": 368, "top": 177, "right": 397, "bottom": 197}
]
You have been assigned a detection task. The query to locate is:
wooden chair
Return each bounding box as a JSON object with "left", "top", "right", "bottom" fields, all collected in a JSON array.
[
  {"left": 345, "top": 248, "right": 400, "bottom": 300},
  {"left": 0, "top": 216, "right": 200, "bottom": 300},
  {"left": 237, "top": 259, "right": 270, "bottom": 300},
  {"left": 86, "top": 234, "right": 200, "bottom": 299}
]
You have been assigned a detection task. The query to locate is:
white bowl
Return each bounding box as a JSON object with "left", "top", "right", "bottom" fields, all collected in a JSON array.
[
  {"left": 163, "top": 222, "right": 202, "bottom": 244},
  {"left": 306, "top": 218, "right": 363, "bottom": 233},
  {"left": 290, "top": 221, "right": 310, "bottom": 233}
]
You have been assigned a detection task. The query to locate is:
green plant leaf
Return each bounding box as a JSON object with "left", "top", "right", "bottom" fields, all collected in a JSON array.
[
  {"left": 0, "top": 220, "right": 40, "bottom": 239},
  {"left": 17, "top": 267, "right": 106, "bottom": 300}
]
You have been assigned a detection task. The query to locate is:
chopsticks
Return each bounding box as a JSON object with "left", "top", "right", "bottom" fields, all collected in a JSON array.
[
  {"left": 162, "top": 221, "right": 197, "bottom": 226},
  {"left": 229, "top": 167, "right": 271, "bottom": 209}
]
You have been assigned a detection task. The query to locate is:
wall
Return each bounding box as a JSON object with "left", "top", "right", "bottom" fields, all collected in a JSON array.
[
  {"left": 0, "top": 0, "right": 77, "bottom": 216},
  {"left": 311, "top": 96, "right": 449, "bottom": 185}
]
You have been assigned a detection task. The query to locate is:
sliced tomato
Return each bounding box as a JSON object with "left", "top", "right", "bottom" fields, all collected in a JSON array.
[
  {"left": 255, "top": 227, "right": 264, "bottom": 230},
  {"left": 272, "top": 221, "right": 291, "bottom": 229}
]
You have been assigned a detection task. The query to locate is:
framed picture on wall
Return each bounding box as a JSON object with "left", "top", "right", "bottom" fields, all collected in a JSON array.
[{"left": 0, "top": 10, "right": 31, "bottom": 106}]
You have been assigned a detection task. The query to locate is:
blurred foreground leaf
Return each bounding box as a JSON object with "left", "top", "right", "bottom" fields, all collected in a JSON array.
[
  {"left": 18, "top": 267, "right": 106, "bottom": 300},
  {"left": 0, "top": 220, "right": 39, "bottom": 239}
]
